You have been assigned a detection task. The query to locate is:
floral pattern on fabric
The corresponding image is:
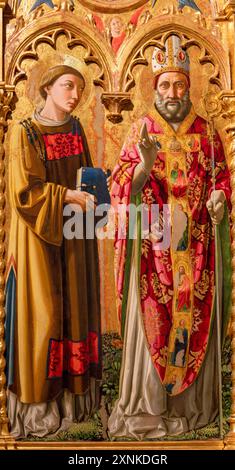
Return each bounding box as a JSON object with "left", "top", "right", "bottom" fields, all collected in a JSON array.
[
  {"left": 47, "top": 332, "right": 99, "bottom": 378},
  {"left": 43, "top": 132, "right": 84, "bottom": 161}
]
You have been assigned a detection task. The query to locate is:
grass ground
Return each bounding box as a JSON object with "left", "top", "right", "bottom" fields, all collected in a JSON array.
[{"left": 22, "top": 334, "right": 232, "bottom": 442}]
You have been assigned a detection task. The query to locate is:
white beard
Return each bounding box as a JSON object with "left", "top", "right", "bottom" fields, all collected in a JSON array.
[{"left": 155, "top": 91, "right": 192, "bottom": 124}]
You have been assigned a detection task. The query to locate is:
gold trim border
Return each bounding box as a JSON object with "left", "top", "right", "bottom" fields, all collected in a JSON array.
[
  {"left": 1, "top": 3, "right": 235, "bottom": 452},
  {"left": 0, "top": 439, "right": 225, "bottom": 451}
]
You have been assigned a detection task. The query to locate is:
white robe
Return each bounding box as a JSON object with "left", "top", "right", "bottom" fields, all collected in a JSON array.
[{"left": 108, "top": 242, "right": 220, "bottom": 440}]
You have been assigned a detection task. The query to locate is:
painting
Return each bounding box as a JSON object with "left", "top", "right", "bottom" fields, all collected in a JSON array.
[{"left": 0, "top": 0, "right": 234, "bottom": 452}]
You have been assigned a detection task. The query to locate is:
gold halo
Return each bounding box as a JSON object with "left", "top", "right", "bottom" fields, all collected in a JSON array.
[
  {"left": 175, "top": 261, "right": 190, "bottom": 276},
  {"left": 137, "top": 63, "right": 156, "bottom": 111},
  {"left": 25, "top": 54, "right": 93, "bottom": 113}
]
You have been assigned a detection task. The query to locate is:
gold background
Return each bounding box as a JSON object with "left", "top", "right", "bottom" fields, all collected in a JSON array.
[{"left": 1, "top": 0, "right": 235, "bottom": 451}]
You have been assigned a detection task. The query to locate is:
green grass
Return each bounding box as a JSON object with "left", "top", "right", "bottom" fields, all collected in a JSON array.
[
  {"left": 20, "top": 334, "right": 232, "bottom": 442},
  {"left": 23, "top": 419, "right": 103, "bottom": 442}
]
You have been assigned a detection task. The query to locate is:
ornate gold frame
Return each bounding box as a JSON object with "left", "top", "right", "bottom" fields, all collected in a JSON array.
[
  {"left": 0, "top": 0, "right": 235, "bottom": 450},
  {"left": 78, "top": 0, "right": 148, "bottom": 14}
]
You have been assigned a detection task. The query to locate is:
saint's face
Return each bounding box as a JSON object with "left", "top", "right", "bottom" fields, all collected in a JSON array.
[
  {"left": 110, "top": 17, "right": 123, "bottom": 37},
  {"left": 179, "top": 266, "right": 186, "bottom": 275},
  {"left": 157, "top": 72, "right": 189, "bottom": 101},
  {"left": 155, "top": 71, "right": 191, "bottom": 123},
  {"left": 46, "top": 74, "right": 85, "bottom": 114}
]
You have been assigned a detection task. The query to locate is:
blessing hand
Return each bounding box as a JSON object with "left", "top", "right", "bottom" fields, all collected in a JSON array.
[{"left": 137, "top": 122, "right": 161, "bottom": 173}]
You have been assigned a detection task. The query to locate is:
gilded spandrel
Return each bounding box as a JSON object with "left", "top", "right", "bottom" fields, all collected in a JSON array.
[{"left": 0, "top": 0, "right": 235, "bottom": 450}]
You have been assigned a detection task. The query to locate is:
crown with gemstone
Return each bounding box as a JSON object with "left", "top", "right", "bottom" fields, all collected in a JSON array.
[{"left": 152, "top": 35, "right": 190, "bottom": 78}]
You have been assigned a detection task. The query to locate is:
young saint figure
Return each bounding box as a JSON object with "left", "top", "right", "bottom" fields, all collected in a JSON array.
[
  {"left": 5, "top": 65, "right": 103, "bottom": 438},
  {"left": 109, "top": 36, "right": 232, "bottom": 440}
]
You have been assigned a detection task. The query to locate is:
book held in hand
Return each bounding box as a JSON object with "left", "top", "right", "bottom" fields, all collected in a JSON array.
[{"left": 76, "top": 167, "right": 111, "bottom": 206}]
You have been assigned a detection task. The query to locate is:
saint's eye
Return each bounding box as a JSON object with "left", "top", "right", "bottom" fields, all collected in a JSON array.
[
  {"left": 160, "top": 82, "right": 170, "bottom": 89},
  {"left": 63, "top": 83, "right": 73, "bottom": 89},
  {"left": 176, "top": 82, "right": 185, "bottom": 89}
]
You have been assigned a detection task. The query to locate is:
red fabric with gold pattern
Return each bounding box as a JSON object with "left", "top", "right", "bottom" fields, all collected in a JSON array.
[
  {"left": 47, "top": 332, "right": 99, "bottom": 378},
  {"left": 112, "top": 111, "right": 231, "bottom": 394},
  {"left": 42, "top": 132, "right": 84, "bottom": 161}
]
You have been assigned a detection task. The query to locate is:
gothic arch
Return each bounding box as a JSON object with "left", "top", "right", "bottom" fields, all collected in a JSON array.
[
  {"left": 5, "top": 11, "right": 116, "bottom": 90},
  {"left": 117, "top": 15, "right": 230, "bottom": 93}
]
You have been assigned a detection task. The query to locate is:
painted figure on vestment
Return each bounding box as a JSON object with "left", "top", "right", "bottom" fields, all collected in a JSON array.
[
  {"left": 171, "top": 319, "right": 189, "bottom": 367},
  {"left": 170, "top": 161, "right": 187, "bottom": 197},
  {"left": 176, "top": 266, "right": 191, "bottom": 311}
]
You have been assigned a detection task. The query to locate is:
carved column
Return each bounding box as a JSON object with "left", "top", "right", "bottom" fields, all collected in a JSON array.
[
  {"left": 216, "top": 1, "right": 235, "bottom": 88},
  {"left": 219, "top": 91, "right": 235, "bottom": 450},
  {"left": 0, "top": 2, "right": 7, "bottom": 82},
  {"left": 224, "top": 2, "right": 235, "bottom": 92},
  {"left": 0, "top": 0, "right": 16, "bottom": 447},
  {"left": 0, "top": 84, "right": 14, "bottom": 447}
]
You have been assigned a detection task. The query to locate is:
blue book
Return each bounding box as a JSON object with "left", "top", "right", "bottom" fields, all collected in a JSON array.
[{"left": 76, "top": 167, "right": 111, "bottom": 206}]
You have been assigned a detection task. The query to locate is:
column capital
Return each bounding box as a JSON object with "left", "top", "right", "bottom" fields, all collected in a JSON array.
[
  {"left": 0, "top": 2, "right": 8, "bottom": 9},
  {"left": 216, "top": 1, "right": 235, "bottom": 21},
  {"left": 224, "top": 0, "right": 235, "bottom": 18},
  {"left": 218, "top": 90, "right": 235, "bottom": 123},
  {"left": 101, "top": 93, "right": 133, "bottom": 123},
  {"left": 0, "top": 84, "right": 15, "bottom": 127}
]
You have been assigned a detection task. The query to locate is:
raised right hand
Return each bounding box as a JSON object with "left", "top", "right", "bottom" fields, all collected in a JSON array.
[
  {"left": 64, "top": 189, "right": 97, "bottom": 212},
  {"left": 137, "top": 122, "right": 161, "bottom": 173}
]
